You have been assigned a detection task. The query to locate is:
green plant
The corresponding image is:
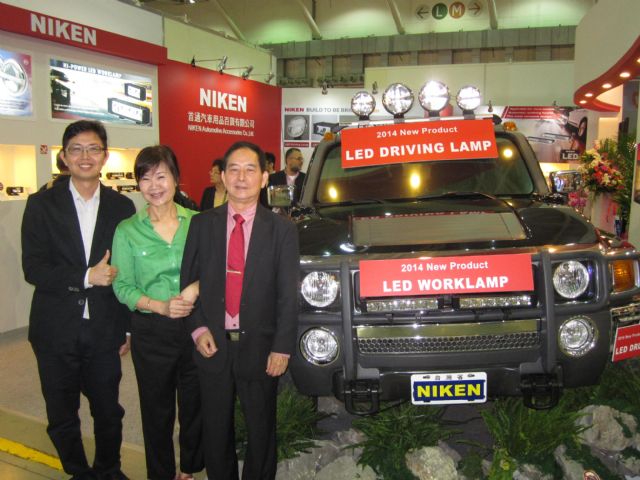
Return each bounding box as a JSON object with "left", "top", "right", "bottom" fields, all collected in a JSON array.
[
  {"left": 482, "top": 398, "right": 585, "bottom": 476},
  {"left": 352, "top": 403, "right": 457, "bottom": 480},
  {"left": 234, "top": 386, "right": 329, "bottom": 462},
  {"left": 600, "top": 134, "right": 637, "bottom": 227},
  {"left": 561, "top": 360, "right": 640, "bottom": 422}
]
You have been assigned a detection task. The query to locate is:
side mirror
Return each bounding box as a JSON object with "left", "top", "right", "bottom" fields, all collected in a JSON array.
[
  {"left": 549, "top": 170, "right": 582, "bottom": 194},
  {"left": 267, "top": 185, "right": 295, "bottom": 208}
]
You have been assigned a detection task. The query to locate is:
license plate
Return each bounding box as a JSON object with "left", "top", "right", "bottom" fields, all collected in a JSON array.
[{"left": 411, "top": 372, "right": 487, "bottom": 405}]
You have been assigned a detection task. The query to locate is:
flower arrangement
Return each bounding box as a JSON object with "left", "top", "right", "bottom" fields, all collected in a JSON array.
[
  {"left": 577, "top": 148, "right": 624, "bottom": 194},
  {"left": 567, "top": 190, "right": 588, "bottom": 213}
]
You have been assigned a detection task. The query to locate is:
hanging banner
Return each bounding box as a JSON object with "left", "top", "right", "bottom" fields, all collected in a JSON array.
[
  {"left": 50, "top": 59, "right": 153, "bottom": 126},
  {"left": 0, "top": 48, "right": 32, "bottom": 117},
  {"left": 158, "top": 60, "right": 281, "bottom": 201},
  {"left": 341, "top": 119, "right": 497, "bottom": 168},
  {"left": 359, "top": 253, "right": 533, "bottom": 297}
]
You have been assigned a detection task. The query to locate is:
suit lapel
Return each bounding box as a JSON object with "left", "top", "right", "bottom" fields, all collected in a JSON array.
[
  {"left": 210, "top": 204, "right": 228, "bottom": 288},
  {"left": 55, "top": 182, "right": 87, "bottom": 266}
]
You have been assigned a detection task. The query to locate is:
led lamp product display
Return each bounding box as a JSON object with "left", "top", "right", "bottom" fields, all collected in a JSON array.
[
  {"left": 350, "top": 91, "right": 376, "bottom": 118},
  {"left": 106, "top": 172, "right": 125, "bottom": 179},
  {"left": 124, "top": 82, "right": 146, "bottom": 101},
  {"left": 117, "top": 185, "right": 138, "bottom": 192},
  {"left": 5, "top": 186, "right": 24, "bottom": 195},
  {"left": 108, "top": 98, "right": 151, "bottom": 124},
  {"left": 366, "top": 298, "right": 438, "bottom": 312},
  {"left": 459, "top": 295, "right": 532, "bottom": 309}
]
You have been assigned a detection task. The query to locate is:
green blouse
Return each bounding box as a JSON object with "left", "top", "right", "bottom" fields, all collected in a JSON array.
[{"left": 112, "top": 203, "right": 197, "bottom": 312}]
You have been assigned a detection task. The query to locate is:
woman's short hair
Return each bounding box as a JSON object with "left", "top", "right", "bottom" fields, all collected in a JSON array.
[{"left": 134, "top": 145, "right": 180, "bottom": 183}]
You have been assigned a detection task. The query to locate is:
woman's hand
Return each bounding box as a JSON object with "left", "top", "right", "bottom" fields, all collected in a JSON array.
[{"left": 166, "top": 295, "right": 194, "bottom": 318}]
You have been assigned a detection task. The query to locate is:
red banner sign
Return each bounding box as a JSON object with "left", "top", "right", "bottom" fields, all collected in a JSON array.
[
  {"left": 359, "top": 253, "right": 533, "bottom": 297},
  {"left": 0, "top": 3, "right": 167, "bottom": 65},
  {"left": 612, "top": 323, "right": 640, "bottom": 362},
  {"left": 341, "top": 119, "right": 497, "bottom": 168}
]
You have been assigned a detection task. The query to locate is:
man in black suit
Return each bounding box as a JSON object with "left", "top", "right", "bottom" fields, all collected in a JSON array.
[
  {"left": 181, "top": 141, "right": 299, "bottom": 479},
  {"left": 21, "top": 120, "right": 135, "bottom": 480},
  {"left": 267, "top": 147, "right": 306, "bottom": 205}
]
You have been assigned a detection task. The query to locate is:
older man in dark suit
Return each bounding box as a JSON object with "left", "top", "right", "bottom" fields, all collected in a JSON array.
[
  {"left": 21, "top": 120, "right": 135, "bottom": 480},
  {"left": 181, "top": 141, "right": 299, "bottom": 479}
]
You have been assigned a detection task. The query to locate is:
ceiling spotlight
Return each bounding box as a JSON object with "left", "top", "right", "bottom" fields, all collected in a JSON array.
[
  {"left": 579, "top": 100, "right": 587, "bottom": 104},
  {"left": 585, "top": 92, "right": 593, "bottom": 97},
  {"left": 217, "top": 56, "right": 228, "bottom": 73},
  {"left": 372, "top": 81, "right": 378, "bottom": 95},
  {"left": 620, "top": 72, "right": 631, "bottom": 78},
  {"left": 602, "top": 83, "right": 612, "bottom": 89},
  {"left": 241, "top": 65, "right": 253, "bottom": 80}
]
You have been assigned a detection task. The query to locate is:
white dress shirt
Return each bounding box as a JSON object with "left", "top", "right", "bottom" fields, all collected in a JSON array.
[{"left": 69, "top": 179, "right": 101, "bottom": 319}]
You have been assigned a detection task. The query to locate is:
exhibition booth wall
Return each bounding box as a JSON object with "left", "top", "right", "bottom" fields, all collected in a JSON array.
[{"left": 0, "top": 0, "right": 634, "bottom": 334}]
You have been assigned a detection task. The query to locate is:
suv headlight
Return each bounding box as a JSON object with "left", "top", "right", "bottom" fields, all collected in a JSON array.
[
  {"left": 558, "top": 316, "right": 597, "bottom": 357},
  {"left": 301, "top": 271, "right": 339, "bottom": 307},
  {"left": 382, "top": 83, "right": 414, "bottom": 117},
  {"left": 300, "top": 327, "right": 339, "bottom": 365},
  {"left": 553, "top": 260, "right": 590, "bottom": 299}
]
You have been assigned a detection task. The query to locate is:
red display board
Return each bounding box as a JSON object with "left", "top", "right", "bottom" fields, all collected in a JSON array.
[
  {"left": 341, "top": 119, "right": 497, "bottom": 169},
  {"left": 158, "top": 60, "right": 282, "bottom": 201},
  {"left": 359, "top": 253, "right": 533, "bottom": 297}
]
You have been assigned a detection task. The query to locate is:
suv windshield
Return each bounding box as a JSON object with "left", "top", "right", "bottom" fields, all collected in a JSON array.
[{"left": 316, "top": 136, "right": 534, "bottom": 204}]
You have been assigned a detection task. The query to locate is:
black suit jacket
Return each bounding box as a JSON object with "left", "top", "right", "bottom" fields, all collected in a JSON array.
[
  {"left": 181, "top": 203, "right": 300, "bottom": 380},
  {"left": 200, "top": 186, "right": 215, "bottom": 211},
  {"left": 268, "top": 170, "right": 306, "bottom": 204},
  {"left": 22, "top": 176, "right": 136, "bottom": 354}
]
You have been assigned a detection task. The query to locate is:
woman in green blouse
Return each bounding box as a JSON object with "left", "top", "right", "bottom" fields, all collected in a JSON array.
[{"left": 112, "top": 145, "right": 203, "bottom": 480}]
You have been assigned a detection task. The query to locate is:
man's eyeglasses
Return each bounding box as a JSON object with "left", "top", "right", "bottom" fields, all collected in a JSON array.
[{"left": 66, "top": 145, "right": 106, "bottom": 157}]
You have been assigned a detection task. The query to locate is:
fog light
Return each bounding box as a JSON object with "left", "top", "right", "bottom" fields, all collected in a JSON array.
[
  {"left": 351, "top": 91, "right": 376, "bottom": 119},
  {"left": 456, "top": 85, "right": 481, "bottom": 112},
  {"left": 300, "top": 328, "right": 339, "bottom": 365},
  {"left": 611, "top": 259, "right": 637, "bottom": 293},
  {"left": 558, "top": 316, "right": 597, "bottom": 357},
  {"left": 418, "top": 80, "right": 450, "bottom": 114},
  {"left": 382, "top": 83, "right": 414, "bottom": 117}
]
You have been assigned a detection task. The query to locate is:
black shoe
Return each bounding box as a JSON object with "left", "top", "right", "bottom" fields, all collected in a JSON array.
[
  {"left": 70, "top": 472, "right": 98, "bottom": 480},
  {"left": 97, "top": 471, "right": 129, "bottom": 480}
]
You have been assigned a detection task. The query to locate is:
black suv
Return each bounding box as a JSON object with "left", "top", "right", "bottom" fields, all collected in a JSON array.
[{"left": 274, "top": 95, "right": 640, "bottom": 414}]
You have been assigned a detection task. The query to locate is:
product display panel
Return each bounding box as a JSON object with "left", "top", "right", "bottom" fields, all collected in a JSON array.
[{"left": 0, "top": 144, "right": 36, "bottom": 200}]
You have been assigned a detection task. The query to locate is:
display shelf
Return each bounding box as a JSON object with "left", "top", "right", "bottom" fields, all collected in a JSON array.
[
  {"left": 50, "top": 145, "right": 140, "bottom": 193},
  {"left": 0, "top": 144, "right": 37, "bottom": 200}
]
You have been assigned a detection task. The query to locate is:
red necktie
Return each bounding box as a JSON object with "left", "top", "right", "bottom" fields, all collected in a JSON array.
[{"left": 226, "top": 214, "right": 245, "bottom": 318}]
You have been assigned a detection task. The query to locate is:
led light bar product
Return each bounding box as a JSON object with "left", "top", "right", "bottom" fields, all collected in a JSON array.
[
  {"left": 124, "top": 83, "right": 147, "bottom": 101},
  {"left": 381, "top": 83, "right": 414, "bottom": 117},
  {"left": 350, "top": 91, "right": 376, "bottom": 118},
  {"left": 107, "top": 97, "right": 151, "bottom": 125},
  {"left": 459, "top": 295, "right": 532, "bottom": 309},
  {"left": 418, "top": 80, "right": 450, "bottom": 113},
  {"left": 456, "top": 85, "right": 482, "bottom": 112},
  {"left": 366, "top": 297, "right": 438, "bottom": 312}
]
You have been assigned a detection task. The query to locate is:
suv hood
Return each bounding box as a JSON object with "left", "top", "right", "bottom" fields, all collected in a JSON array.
[{"left": 296, "top": 197, "right": 598, "bottom": 256}]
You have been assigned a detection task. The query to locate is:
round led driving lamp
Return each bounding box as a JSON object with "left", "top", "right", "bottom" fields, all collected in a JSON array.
[
  {"left": 351, "top": 91, "right": 376, "bottom": 119},
  {"left": 300, "top": 327, "right": 339, "bottom": 365},
  {"left": 418, "top": 80, "right": 450, "bottom": 114},
  {"left": 301, "top": 271, "right": 339, "bottom": 307},
  {"left": 553, "top": 260, "right": 590, "bottom": 299},
  {"left": 456, "top": 85, "right": 482, "bottom": 112},
  {"left": 382, "top": 83, "right": 414, "bottom": 117},
  {"left": 558, "top": 316, "right": 597, "bottom": 357}
]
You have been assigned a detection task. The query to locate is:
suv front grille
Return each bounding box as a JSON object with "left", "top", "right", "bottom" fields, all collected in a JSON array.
[{"left": 356, "top": 319, "right": 540, "bottom": 354}]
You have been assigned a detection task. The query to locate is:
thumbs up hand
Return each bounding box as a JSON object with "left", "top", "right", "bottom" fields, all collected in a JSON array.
[{"left": 89, "top": 250, "right": 119, "bottom": 286}]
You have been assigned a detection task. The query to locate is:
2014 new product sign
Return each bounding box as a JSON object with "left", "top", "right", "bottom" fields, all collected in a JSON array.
[
  {"left": 359, "top": 253, "right": 534, "bottom": 297},
  {"left": 341, "top": 118, "right": 498, "bottom": 168}
]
